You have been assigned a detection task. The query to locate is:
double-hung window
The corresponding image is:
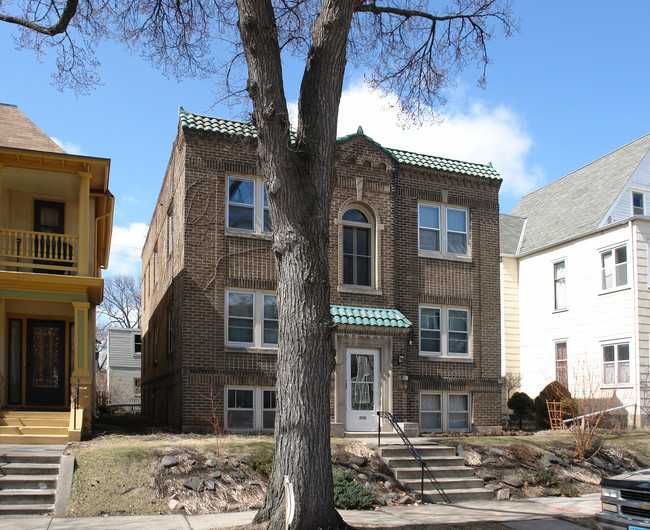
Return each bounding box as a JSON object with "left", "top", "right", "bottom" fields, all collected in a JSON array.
[
  {"left": 342, "top": 208, "right": 372, "bottom": 286},
  {"left": 167, "top": 208, "right": 173, "bottom": 256},
  {"left": 601, "top": 245, "right": 627, "bottom": 290},
  {"left": 227, "top": 176, "right": 271, "bottom": 234},
  {"left": 420, "top": 306, "right": 470, "bottom": 357},
  {"left": 420, "top": 392, "right": 471, "bottom": 432},
  {"left": 633, "top": 192, "right": 645, "bottom": 216},
  {"left": 555, "top": 342, "right": 568, "bottom": 387},
  {"left": 418, "top": 204, "right": 468, "bottom": 256},
  {"left": 226, "top": 290, "right": 278, "bottom": 347},
  {"left": 226, "top": 387, "right": 277, "bottom": 431},
  {"left": 227, "top": 388, "right": 254, "bottom": 430},
  {"left": 603, "top": 343, "right": 630, "bottom": 386},
  {"left": 554, "top": 260, "right": 567, "bottom": 310}
]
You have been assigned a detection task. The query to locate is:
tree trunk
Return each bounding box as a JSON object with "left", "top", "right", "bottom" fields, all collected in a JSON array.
[{"left": 236, "top": 0, "right": 355, "bottom": 528}]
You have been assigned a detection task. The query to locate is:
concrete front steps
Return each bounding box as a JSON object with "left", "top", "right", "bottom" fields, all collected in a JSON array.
[
  {"left": 0, "top": 445, "right": 64, "bottom": 514},
  {"left": 378, "top": 443, "right": 493, "bottom": 503},
  {"left": 0, "top": 411, "right": 69, "bottom": 444}
]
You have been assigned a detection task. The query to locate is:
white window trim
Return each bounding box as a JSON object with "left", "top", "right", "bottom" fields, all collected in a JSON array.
[
  {"left": 600, "top": 244, "right": 628, "bottom": 292},
  {"left": 226, "top": 175, "right": 271, "bottom": 235},
  {"left": 554, "top": 341, "right": 568, "bottom": 387},
  {"left": 419, "top": 305, "right": 471, "bottom": 358},
  {"left": 226, "top": 290, "right": 278, "bottom": 348},
  {"left": 167, "top": 207, "right": 174, "bottom": 257},
  {"left": 553, "top": 259, "right": 567, "bottom": 311},
  {"left": 632, "top": 190, "right": 645, "bottom": 216},
  {"left": 420, "top": 392, "right": 471, "bottom": 432},
  {"left": 418, "top": 203, "right": 469, "bottom": 257},
  {"left": 602, "top": 342, "right": 632, "bottom": 388},
  {"left": 225, "top": 386, "right": 276, "bottom": 432}
]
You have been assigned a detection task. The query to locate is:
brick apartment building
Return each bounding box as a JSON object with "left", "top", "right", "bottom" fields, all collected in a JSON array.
[{"left": 141, "top": 107, "right": 502, "bottom": 434}]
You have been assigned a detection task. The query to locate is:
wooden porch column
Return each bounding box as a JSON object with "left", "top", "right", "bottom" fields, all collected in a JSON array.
[
  {"left": 71, "top": 301, "right": 92, "bottom": 432},
  {"left": 77, "top": 171, "right": 91, "bottom": 276}
]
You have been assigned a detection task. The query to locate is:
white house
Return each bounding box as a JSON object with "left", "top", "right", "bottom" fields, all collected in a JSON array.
[
  {"left": 501, "top": 134, "right": 650, "bottom": 427},
  {"left": 106, "top": 327, "right": 142, "bottom": 404}
]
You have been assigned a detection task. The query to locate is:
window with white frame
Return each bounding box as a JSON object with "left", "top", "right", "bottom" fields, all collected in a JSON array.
[
  {"left": 420, "top": 392, "right": 471, "bottom": 432},
  {"left": 226, "top": 387, "right": 276, "bottom": 431},
  {"left": 227, "top": 388, "right": 254, "bottom": 430},
  {"left": 554, "top": 260, "right": 566, "bottom": 310},
  {"left": 633, "top": 192, "right": 645, "bottom": 216},
  {"left": 601, "top": 245, "right": 627, "bottom": 290},
  {"left": 263, "top": 389, "right": 276, "bottom": 430},
  {"left": 134, "top": 333, "right": 142, "bottom": 354},
  {"left": 555, "top": 342, "right": 568, "bottom": 387},
  {"left": 420, "top": 306, "right": 470, "bottom": 357},
  {"left": 167, "top": 207, "right": 173, "bottom": 256},
  {"left": 603, "top": 343, "right": 630, "bottom": 386},
  {"left": 342, "top": 207, "right": 373, "bottom": 286},
  {"left": 227, "top": 176, "right": 271, "bottom": 234},
  {"left": 226, "top": 291, "right": 278, "bottom": 347},
  {"left": 418, "top": 204, "right": 469, "bottom": 256}
]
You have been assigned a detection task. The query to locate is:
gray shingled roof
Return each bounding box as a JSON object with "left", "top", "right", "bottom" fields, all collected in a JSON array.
[
  {"left": 179, "top": 107, "right": 500, "bottom": 180},
  {"left": 511, "top": 133, "right": 650, "bottom": 254},
  {"left": 499, "top": 213, "right": 526, "bottom": 255},
  {"left": 0, "top": 103, "right": 66, "bottom": 154}
]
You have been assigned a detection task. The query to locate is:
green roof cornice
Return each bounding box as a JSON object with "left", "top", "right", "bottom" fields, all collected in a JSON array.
[
  {"left": 178, "top": 107, "right": 501, "bottom": 180},
  {"left": 330, "top": 305, "right": 412, "bottom": 328}
]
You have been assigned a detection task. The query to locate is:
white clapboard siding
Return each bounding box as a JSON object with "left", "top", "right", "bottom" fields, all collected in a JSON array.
[
  {"left": 107, "top": 328, "right": 141, "bottom": 369},
  {"left": 517, "top": 223, "right": 636, "bottom": 401}
]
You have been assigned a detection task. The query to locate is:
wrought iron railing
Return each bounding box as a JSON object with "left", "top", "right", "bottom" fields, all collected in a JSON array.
[
  {"left": 0, "top": 228, "right": 78, "bottom": 273},
  {"left": 377, "top": 410, "right": 451, "bottom": 504}
]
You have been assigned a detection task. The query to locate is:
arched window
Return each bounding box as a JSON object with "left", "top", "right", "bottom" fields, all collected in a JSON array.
[{"left": 342, "top": 207, "right": 372, "bottom": 286}]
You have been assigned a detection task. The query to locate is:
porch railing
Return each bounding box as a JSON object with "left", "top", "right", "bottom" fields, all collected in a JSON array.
[
  {"left": 377, "top": 410, "right": 451, "bottom": 504},
  {"left": 0, "top": 228, "right": 78, "bottom": 273}
]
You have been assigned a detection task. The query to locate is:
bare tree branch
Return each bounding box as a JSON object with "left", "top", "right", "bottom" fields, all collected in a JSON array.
[{"left": 0, "top": 0, "right": 78, "bottom": 35}]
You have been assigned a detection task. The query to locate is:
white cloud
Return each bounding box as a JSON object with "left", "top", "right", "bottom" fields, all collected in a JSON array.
[
  {"left": 105, "top": 222, "right": 148, "bottom": 277},
  {"left": 51, "top": 137, "right": 85, "bottom": 155},
  {"left": 330, "top": 81, "right": 544, "bottom": 200}
]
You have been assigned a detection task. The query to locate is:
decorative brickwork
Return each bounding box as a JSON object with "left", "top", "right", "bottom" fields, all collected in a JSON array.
[{"left": 141, "top": 112, "right": 502, "bottom": 433}]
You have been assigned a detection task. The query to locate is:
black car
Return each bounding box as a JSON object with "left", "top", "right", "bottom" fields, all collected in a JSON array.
[{"left": 596, "top": 469, "right": 650, "bottom": 529}]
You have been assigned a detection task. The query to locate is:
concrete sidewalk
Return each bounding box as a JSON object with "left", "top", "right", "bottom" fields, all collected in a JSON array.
[{"left": 0, "top": 493, "right": 601, "bottom": 529}]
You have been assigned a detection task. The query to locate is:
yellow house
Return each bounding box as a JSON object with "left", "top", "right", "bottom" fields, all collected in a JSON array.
[{"left": 0, "top": 104, "right": 113, "bottom": 443}]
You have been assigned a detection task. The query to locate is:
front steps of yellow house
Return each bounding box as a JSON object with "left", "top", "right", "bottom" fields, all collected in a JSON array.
[{"left": 0, "top": 411, "right": 81, "bottom": 444}]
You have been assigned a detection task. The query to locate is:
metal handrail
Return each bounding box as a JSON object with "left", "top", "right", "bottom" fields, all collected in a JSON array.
[
  {"left": 377, "top": 411, "right": 451, "bottom": 504},
  {"left": 73, "top": 379, "right": 80, "bottom": 430}
]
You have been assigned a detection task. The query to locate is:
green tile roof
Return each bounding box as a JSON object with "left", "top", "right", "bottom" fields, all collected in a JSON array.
[
  {"left": 178, "top": 107, "right": 500, "bottom": 179},
  {"left": 330, "top": 305, "right": 412, "bottom": 328}
]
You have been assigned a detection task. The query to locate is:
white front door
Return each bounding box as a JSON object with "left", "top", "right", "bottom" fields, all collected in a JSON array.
[{"left": 346, "top": 348, "right": 380, "bottom": 431}]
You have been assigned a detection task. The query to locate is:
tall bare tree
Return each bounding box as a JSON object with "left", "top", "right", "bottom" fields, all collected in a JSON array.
[
  {"left": 2, "top": 2, "right": 516, "bottom": 527},
  {"left": 98, "top": 274, "right": 141, "bottom": 328}
]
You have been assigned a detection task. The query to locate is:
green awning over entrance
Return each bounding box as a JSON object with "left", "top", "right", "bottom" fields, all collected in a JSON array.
[{"left": 330, "top": 305, "right": 412, "bottom": 328}]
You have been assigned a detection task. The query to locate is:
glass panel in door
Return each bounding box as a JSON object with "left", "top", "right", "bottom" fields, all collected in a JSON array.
[
  {"left": 346, "top": 348, "right": 379, "bottom": 431},
  {"left": 26, "top": 320, "right": 66, "bottom": 407}
]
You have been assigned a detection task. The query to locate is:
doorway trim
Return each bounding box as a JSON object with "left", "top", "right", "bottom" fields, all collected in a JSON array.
[{"left": 333, "top": 333, "right": 393, "bottom": 432}]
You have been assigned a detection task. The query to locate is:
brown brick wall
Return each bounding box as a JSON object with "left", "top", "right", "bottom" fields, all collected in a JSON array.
[{"left": 141, "top": 124, "right": 502, "bottom": 432}]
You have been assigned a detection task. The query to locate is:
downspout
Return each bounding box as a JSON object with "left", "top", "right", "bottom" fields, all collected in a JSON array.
[{"left": 630, "top": 220, "right": 640, "bottom": 428}]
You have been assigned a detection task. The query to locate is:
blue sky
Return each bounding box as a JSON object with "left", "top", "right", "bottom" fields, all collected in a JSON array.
[{"left": 3, "top": 1, "right": 650, "bottom": 276}]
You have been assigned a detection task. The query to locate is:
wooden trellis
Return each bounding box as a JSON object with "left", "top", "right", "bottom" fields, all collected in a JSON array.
[{"left": 546, "top": 400, "right": 563, "bottom": 430}]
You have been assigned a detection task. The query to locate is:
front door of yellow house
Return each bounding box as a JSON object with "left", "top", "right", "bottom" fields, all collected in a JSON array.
[
  {"left": 26, "top": 320, "right": 66, "bottom": 406},
  {"left": 8, "top": 319, "right": 67, "bottom": 407}
]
